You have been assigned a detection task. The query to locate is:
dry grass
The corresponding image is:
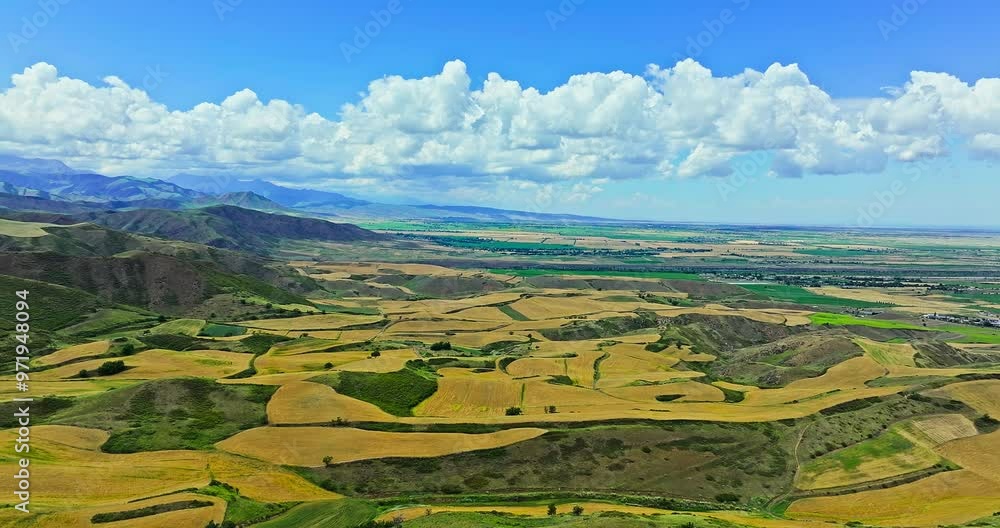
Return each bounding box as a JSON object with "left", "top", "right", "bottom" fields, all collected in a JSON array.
[
  {"left": 216, "top": 426, "right": 545, "bottom": 466},
  {"left": 0, "top": 218, "right": 61, "bottom": 237}
]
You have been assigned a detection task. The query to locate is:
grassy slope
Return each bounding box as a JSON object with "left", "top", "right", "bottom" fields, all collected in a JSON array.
[
  {"left": 47, "top": 378, "right": 275, "bottom": 452},
  {"left": 309, "top": 368, "right": 438, "bottom": 417},
  {"left": 253, "top": 499, "right": 376, "bottom": 528}
]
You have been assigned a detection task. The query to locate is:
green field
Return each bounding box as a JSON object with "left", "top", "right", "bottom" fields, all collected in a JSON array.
[
  {"left": 809, "top": 312, "right": 923, "bottom": 329},
  {"left": 743, "top": 284, "right": 887, "bottom": 308},
  {"left": 310, "top": 367, "right": 438, "bottom": 417},
  {"left": 199, "top": 322, "right": 247, "bottom": 337},
  {"left": 489, "top": 268, "right": 702, "bottom": 281},
  {"left": 810, "top": 312, "right": 1000, "bottom": 344},
  {"left": 800, "top": 429, "right": 915, "bottom": 474},
  {"left": 253, "top": 499, "right": 375, "bottom": 528},
  {"left": 499, "top": 304, "right": 530, "bottom": 321},
  {"left": 404, "top": 511, "right": 746, "bottom": 527}
]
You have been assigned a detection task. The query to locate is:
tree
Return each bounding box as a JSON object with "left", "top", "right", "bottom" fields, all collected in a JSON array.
[
  {"left": 370, "top": 350, "right": 381, "bottom": 358},
  {"left": 324, "top": 362, "right": 334, "bottom": 369},
  {"left": 547, "top": 503, "right": 557, "bottom": 515},
  {"left": 97, "top": 360, "right": 127, "bottom": 376},
  {"left": 78, "top": 369, "right": 89, "bottom": 378},
  {"left": 429, "top": 341, "right": 451, "bottom": 351},
  {"left": 120, "top": 343, "right": 135, "bottom": 356},
  {"left": 715, "top": 492, "right": 740, "bottom": 503},
  {"left": 323, "top": 455, "right": 333, "bottom": 467},
  {"left": 205, "top": 521, "right": 218, "bottom": 528},
  {"left": 505, "top": 406, "right": 522, "bottom": 416},
  {"left": 571, "top": 505, "right": 584, "bottom": 516}
]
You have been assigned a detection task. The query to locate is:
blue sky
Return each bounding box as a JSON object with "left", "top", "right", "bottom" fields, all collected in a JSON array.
[{"left": 1, "top": 0, "right": 998, "bottom": 226}]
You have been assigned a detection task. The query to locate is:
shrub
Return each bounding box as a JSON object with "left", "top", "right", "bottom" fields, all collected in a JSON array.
[
  {"left": 429, "top": 341, "right": 452, "bottom": 351},
  {"left": 572, "top": 505, "right": 584, "bottom": 516},
  {"left": 96, "top": 360, "right": 127, "bottom": 376},
  {"left": 715, "top": 492, "right": 740, "bottom": 503},
  {"left": 505, "top": 406, "right": 523, "bottom": 416},
  {"left": 547, "top": 503, "right": 557, "bottom": 515}
]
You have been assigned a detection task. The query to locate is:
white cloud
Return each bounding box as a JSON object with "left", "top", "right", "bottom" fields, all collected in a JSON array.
[{"left": 1, "top": 59, "right": 998, "bottom": 194}]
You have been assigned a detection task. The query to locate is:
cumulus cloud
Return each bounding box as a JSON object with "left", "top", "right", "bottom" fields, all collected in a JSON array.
[{"left": 0, "top": 59, "right": 998, "bottom": 194}]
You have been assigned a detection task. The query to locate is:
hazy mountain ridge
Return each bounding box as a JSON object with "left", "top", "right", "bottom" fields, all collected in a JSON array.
[{"left": 0, "top": 156, "right": 622, "bottom": 223}]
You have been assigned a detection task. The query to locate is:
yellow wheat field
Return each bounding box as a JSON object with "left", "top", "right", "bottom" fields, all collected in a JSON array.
[
  {"left": 603, "top": 381, "right": 725, "bottom": 403},
  {"left": 238, "top": 313, "right": 383, "bottom": 331},
  {"left": 216, "top": 426, "right": 545, "bottom": 466},
  {"left": 935, "top": 429, "right": 1000, "bottom": 485},
  {"left": 34, "top": 340, "right": 110, "bottom": 367},
  {"left": 267, "top": 381, "right": 395, "bottom": 423},
  {"left": 0, "top": 492, "right": 227, "bottom": 528},
  {"left": 788, "top": 469, "right": 1000, "bottom": 527},
  {"left": 334, "top": 348, "right": 419, "bottom": 373},
  {"left": 506, "top": 357, "right": 566, "bottom": 378},
  {"left": 857, "top": 338, "right": 917, "bottom": 367},
  {"left": 148, "top": 318, "right": 206, "bottom": 336},
  {"left": 907, "top": 414, "right": 978, "bottom": 445},
  {"left": 255, "top": 351, "right": 370, "bottom": 375},
  {"left": 741, "top": 356, "right": 887, "bottom": 406},
  {"left": 414, "top": 369, "right": 523, "bottom": 417},
  {"left": 36, "top": 349, "right": 252, "bottom": 381},
  {"left": 927, "top": 379, "right": 1000, "bottom": 417}
]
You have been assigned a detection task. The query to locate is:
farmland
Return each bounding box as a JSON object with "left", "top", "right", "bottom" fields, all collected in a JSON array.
[{"left": 4, "top": 221, "right": 1000, "bottom": 527}]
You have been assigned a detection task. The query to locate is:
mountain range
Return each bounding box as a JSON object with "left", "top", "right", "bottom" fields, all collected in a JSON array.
[{"left": 0, "top": 155, "right": 619, "bottom": 224}]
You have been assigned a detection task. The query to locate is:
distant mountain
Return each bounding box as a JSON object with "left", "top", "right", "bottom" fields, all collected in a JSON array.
[
  {"left": 0, "top": 155, "right": 77, "bottom": 176},
  {"left": 0, "top": 156, "right": 625, "bottom": 224},
  {"left": 71, "top": 204, "right": 384, "bottom": 252},
  {"left": 0, "top": 193, "right": 104, "bottom": 214},
  {"left": 0, "top": 169, "right": 200, "bottom": 203},
  {"left": 169, "top": 174, "right": 368, "bottom": 209},
  {"left": 189, "top": 191, "right": 289, "bottom": 212},
  {"left": 412, "top": 204, "right": 616, "bottom": 223}
]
